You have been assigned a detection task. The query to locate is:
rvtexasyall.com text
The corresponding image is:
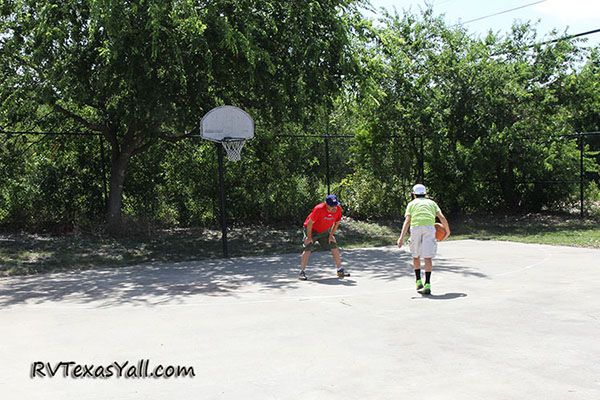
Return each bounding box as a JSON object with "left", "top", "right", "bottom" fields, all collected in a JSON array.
[{"left": 30, "top": 360, "right": 195, "bottom": 379}]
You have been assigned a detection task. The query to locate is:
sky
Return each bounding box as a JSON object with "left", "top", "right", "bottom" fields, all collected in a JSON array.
[{"left": 365, "top": 0, "right": 600, "bottom": 47}]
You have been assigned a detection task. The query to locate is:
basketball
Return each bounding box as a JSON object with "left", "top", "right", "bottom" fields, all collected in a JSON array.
[{"left": 435, "top": 223, "right": 446, "bottom": 241}]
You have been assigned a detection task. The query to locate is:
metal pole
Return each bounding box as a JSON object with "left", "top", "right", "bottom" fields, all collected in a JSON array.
[
  {"left": 419, "top": 133, "right": 424, "bottom": 183},
  {"left": 99, "top": 135, "right": 108, "bottom": 208},
  {"left": 579, "top": 132, "right": 584, "bottom": 218},
  {"left": 325, "top": 136, "right": 331, "bottom": 195},
  {"left": 217, "top": 143, "right": 228, "bottom": 257}
]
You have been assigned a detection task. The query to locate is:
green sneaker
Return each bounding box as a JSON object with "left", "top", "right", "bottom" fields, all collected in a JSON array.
[
  {"left": 415, "top": 279, "right": 423, "bottom": 291},
  {"left": 419, "top": 283, "right": 431, "bottom": 295}
]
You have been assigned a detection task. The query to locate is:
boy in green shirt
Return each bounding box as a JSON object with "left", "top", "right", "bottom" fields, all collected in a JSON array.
[{"left": 397, "top": 184, "right": 450, "bottom": 294}]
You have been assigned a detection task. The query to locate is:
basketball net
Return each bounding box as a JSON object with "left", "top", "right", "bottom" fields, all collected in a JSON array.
[{"left": 221, "top": 138, "right": 246, "bottom": 162}]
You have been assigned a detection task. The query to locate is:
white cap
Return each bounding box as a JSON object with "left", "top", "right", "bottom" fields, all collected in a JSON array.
[{"left": 412, "top": 184, "right": 427, "bottom": 195}]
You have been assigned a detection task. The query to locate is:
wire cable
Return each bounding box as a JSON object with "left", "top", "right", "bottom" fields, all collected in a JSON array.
[
  {"left": 461, "top": 0, "right": 547, "bottom": 25},
  {"left": 536, "top": 28, "right": 600, "bottom": 46}
]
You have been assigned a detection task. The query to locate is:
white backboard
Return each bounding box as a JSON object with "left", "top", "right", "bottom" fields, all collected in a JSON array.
[{"left": 200, "top": 105, "right": 254, "bottom": 142}]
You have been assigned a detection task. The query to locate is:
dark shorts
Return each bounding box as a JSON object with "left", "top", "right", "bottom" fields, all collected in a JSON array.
[{"left": 303, "top": 229, "right": 338, "bottom": 252}]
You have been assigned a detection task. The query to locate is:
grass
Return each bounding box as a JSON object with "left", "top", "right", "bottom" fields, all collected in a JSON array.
[
  {"left": 449, "top": 214, "right": 600, "bottom": 247},
  {"left": 1, "top": 213, "right": 598, "bottom": 277}
]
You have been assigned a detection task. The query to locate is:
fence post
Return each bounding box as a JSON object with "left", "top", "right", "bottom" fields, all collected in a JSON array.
[
  {"left": 579, "top": 132, "right": 584, "bottom": 218},
  {"left": 99, "top": 135, "right": 108, "bottom": 209},
  {"left": 325, "top": 135, "right": 331, "bottom": 195},
  {"left": 419, "top": 133, "right": 424, "bottom": 182}
]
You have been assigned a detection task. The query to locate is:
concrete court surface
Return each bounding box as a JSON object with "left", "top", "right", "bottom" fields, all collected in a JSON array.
[{"left": 0, "top": 239, "right": 599, "bottom": 400}]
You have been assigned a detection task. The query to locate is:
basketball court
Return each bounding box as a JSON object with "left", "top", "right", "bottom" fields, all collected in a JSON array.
[{"left": 1, "top": 240, "right": 598, "bottom": 399}]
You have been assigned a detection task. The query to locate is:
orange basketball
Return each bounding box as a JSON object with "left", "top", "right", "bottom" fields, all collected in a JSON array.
[{"left": 435, "top": 223, "right": 446, "bottom": 241}]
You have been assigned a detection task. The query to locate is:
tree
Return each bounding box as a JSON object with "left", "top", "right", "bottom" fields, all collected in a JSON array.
[
  {"left": 339, "top": 7, "right": 592, "bottom": 215},
  {"left": 0, "top": 0, "right": 363, "bottom": 228}
]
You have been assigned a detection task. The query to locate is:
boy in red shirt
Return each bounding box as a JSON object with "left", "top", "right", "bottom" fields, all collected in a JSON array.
[{"left": 299, "top": 194, "right": 348, "bottom": 280}]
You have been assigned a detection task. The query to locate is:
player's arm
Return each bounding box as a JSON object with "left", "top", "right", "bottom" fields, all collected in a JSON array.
[
  {"left": 397, "top": 215, "right": 411, "bottom": 247},
  {"left": 328, "top": 221, "right": 340, "bottom": 243},
  {"left": 305, "top": 219, "right": 314, "bottom": 244},
  {"left": 437, "top": 211, "right": 451, "bottom": 239}
]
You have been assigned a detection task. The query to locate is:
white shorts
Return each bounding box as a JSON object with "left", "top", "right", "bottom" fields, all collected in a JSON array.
[{"left": 409, "top": 226, "right": 437, "bottom": 258}]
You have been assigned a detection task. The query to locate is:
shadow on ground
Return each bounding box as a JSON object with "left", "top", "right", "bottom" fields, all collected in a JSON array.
[
  {"left": 410, "top": 292, "right": 468, "bottom": 300},
  {"left": 0, "top": 247, "right": 487, "bottom": 307}
]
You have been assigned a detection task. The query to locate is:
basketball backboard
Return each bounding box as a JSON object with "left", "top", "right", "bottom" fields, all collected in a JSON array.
[{"left": 200, "top": 105, "right": 254, "bottom": 142}]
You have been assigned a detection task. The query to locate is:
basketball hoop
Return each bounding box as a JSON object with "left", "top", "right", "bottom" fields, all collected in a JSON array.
[
  {"left": 221, "top": 138, "right": 246, "bottom": 162},
  {"left": 200, "top": 105, "right": 254, "bottom": 163},
  {"left": 199, "top": 105, "right": 254, "bottom": 258}
]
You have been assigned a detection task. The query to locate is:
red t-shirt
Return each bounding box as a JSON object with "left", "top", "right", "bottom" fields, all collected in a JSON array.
[{"left": 303, "top": 203, "right": 342, "bottom": 234}]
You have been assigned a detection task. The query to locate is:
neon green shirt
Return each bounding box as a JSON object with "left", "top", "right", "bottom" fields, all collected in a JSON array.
[{"left": 404, "top": 198, "right": 441, "bottom": 227}]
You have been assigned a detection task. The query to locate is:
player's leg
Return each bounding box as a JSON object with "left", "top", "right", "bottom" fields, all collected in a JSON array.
[
  {"left": 299, "top": 249, "right": 311, "bottom": 280},
  {"left": 419, "top": 226, "right": 437, "bottom": 294},
  {"left": 321, "top": 233, "right": 347, "bottom": 277},
  {"left": 421, "top": 257, "right": 433, "bottom": 294},
  {"left": 331, "top": 247, "right": 342, "bottom": 269},
  {"left": 331, "top": 247, "right": 349, "bottom": 277},
  {"left": 424, "top": 257, "right": 433, "bottom": 273},
  {"left": 413, "top": 257, "right": 423, "bottom": 290},
  {"left": 409, "top": 226, "right": 424, "bottom": 290},
  {"left": 299, "top": 229, "right": 314, "bottom": 280}
]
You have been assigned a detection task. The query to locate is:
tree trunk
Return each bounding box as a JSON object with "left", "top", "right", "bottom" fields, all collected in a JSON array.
[
  {"left": 106, "top": 148, "right": 132, "bottom": 230},
  {"left": 497, "top": 159, "right": 519, "bottom": 211}
]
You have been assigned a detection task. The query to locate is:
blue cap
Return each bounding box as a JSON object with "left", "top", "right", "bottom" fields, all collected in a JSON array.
[{"left": 325, "top": 194, "right": 339, "bottom": 207}]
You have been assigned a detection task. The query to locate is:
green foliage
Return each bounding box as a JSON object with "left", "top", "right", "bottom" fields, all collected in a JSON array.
[
  {"left": 1, "top": 0, "right": 364, "bottom": 227},
  {"left": 338, "top": 170, "right": 409, "bottom": 219},
  {"left": 1, "top": 3, "right": 599, "bottom": 230},
  {"left": 0, "top": 135, "right": 105, "bottom": 228},
  {"left": 343, "top": 8, "right": 598, "bottom": 216},
  {"left": 584, "top": 181, "right": 600, "bottom": 218}
]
